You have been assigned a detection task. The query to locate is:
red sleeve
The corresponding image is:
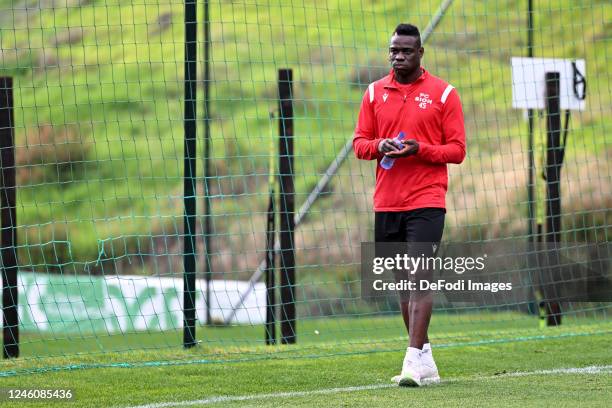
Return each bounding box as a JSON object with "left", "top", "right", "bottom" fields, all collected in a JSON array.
[
  {"left": 417, "top": 88, "right": 466, "bottom": 164},
  {"left": 353, "top": 87, "right": 382, "bottom": 160}
]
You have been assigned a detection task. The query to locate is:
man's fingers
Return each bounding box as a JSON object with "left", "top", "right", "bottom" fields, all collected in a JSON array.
[
  {"left": 379, "top": 139, "right": 395, "bottom": 153},
  {"left": 384, "top": 150, "right": 405, "bottom": 158},
  {"left": 382, "top": 140, "right": 399, "bottom": 152},
  {"left": 385, "top": 145, "right": 417, "bottom": 158},
  {"left": 380, "top": 138, "right": 415, "bottom": 154},
  {"left": 389, "top": 140, "right": 403, "bottom": 150}
]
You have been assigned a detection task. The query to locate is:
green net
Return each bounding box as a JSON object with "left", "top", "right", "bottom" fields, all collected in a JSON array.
[{"left": 0, "top": 0, "right": 609, "bottom": 376}]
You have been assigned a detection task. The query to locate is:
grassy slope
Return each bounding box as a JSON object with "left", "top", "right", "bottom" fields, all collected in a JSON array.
[
  {"left": 0, "top": 0, "right": 609, "bottom": 268},
  {"left": 0, "top": 334, "right": 610, "bottom": 407}
]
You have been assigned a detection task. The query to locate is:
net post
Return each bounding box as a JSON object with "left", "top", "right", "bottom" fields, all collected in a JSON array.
[
  {"left": 544, "top": 71, "right": 562, "bottom": 326},
  {"left": 0, "top": 77, "right": 18, "bottom": 359},
  {"left": 265, "top": 199, "right": 277, "bottom": 344},
  {"left": 526, "top": 0, "right": 536, "bottom": 242},
  {"left": 265, "top": 112, "right": 277, "bottom": 345},
  {"left": 525, "top": 0, "right": 539, "bottom": 316},
  {"left": 265, "top": 165, "right": 277, "bottom": 345},
  {"left": 278, "top": 69, "right": 296, "bottom": 344},
  {"left": 183, "top": 0, "right": 198, "bottom": 347}
]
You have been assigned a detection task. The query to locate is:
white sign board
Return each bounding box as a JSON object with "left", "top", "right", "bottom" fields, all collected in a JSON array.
[
  {"left": 1, "top": 273, "right": 266, "bottom": 333},
  {"left": 511, "top": 57, "right": 586, "bottom": 111}
]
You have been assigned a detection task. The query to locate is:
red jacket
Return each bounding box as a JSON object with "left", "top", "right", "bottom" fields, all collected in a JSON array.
[{"left": 353, "top": 68, "right": 466, "bottom": 211}]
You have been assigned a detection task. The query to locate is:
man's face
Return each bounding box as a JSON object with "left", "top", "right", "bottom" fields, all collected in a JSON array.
[{"left": 388, "top": 35, "right": 423, "bottom": 76}]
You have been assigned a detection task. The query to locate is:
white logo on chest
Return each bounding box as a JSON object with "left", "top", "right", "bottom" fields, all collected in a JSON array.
[
  {"left": 382, "top": 93, "right": 388, "bottom": 102},
  {"left": 415, "top": 93, "right": 432, "bottom": 109}
]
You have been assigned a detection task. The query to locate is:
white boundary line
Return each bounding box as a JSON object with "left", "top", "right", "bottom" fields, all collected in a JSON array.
[{"left": 124, "top": 365, "right": 612, "bottom": 408}]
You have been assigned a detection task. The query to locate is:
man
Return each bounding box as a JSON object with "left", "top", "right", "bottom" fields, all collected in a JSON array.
[{"left": 353, "top": 23, "right": 466, "bottom": 387}]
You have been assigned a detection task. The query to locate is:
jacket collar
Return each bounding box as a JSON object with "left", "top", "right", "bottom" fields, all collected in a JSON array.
[{"left": 383, "top": 67, "right": 428, "bottom": 89}]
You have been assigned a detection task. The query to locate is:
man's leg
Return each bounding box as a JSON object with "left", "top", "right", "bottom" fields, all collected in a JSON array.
[
  {"left": 396, "top": 209, "right": 445, "bottom": 386},
  {"left": 376, "top": 212, "right": 418, "bottom": 385},
  {"left": 399, "top": 302, "right": 428, "bottom": 343},
  {"left": 404, "top": 208, "right": 445, "bottom": 349},
  {"left": 408, "top": 293, "right": 432, "bottom": 349},
  {"left": 375, "top": 212, "right": 408, "bottom": 331}
]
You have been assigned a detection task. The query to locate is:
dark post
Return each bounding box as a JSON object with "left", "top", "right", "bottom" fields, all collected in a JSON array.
[
  {"left": 545, "top": 72, "right": 562, "bottom": 245},
  {"left": 265, "top": 178, "right": 276, "bottom": 345},
  {"left": 183, "top": 0, "right": 197, "bottom": 347},
  {"left": 265, "top": 110, "right": 277, "bottom": 345},
  {"left": 544, "top": 71, "right": 562, "bottom": 326},
  {"left": 527, "top": 0, "right": 536, "bottom": 242},
  {"left": 525, "top": 0, "right": 540, "bottom": 316},
  {"left": 0, "top": 77, "right": 18, "bottom": 358},
  {"left": 203, "top": 0, "right": 213, "bottom": 326},
  {"left": 278, "top": 69, "right": 296, "bottom": 344}
]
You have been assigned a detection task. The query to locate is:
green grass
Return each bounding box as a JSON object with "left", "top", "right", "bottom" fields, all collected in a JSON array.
[
  {"left": 0, "top": 333, "right": 610, "bottom": 407},
  {"left": 3, "top": 311, "right": 610, "bottom": 375}
]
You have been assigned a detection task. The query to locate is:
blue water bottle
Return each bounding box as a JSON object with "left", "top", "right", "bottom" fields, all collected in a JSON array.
[{"left": 380, "top": 131, "right": 406, "bottom": 170}]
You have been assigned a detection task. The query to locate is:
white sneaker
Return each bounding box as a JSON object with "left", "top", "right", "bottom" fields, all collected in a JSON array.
[
  {"left": 420, "top": 347, "right": 440, "bottom": 385},
  {"left": 397, "top": 360, "right": 422, "bottom": 387},
  {"left": 393, "top": 347, "right": 423, "bottom": 387},
  {"left": 419, "top": 362, "right": 440, "bottom": 385},
  {"left": 391, "top": 347, "right": 440, "bottom": 386},
  {"left": 391, "top": 348, "right": 414, "bottom": 384},
  {"left": 397, "top": 364, "right": 421, "bottom": 387}
]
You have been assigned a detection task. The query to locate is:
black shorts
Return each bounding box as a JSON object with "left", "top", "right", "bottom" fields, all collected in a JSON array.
[
  {"left": 375, "top": 208, "right": 446, "bottom": 245},
  {"left": 375, "top": 208, "right": 446, "bottom": 299}
]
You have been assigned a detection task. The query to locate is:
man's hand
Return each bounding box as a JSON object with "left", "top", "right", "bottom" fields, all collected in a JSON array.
[
  {"left": 383, "top": 139, "right": 419, "bottom": 158},
  {"left": 378, "top": 138, "right": 403, "bottom": 154}
]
